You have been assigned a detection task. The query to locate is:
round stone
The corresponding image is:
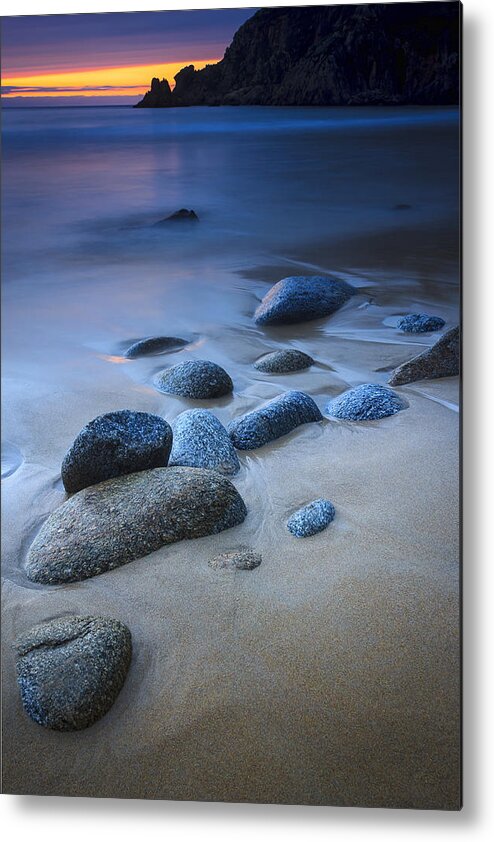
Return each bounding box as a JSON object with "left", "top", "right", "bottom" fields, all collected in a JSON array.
[
  {"left": 287, "top": 499, "right": 336, "bottom": 538},
  {"left": 254, "top": 349, "right": 314, "bottom": 373},
  {"left": 326, "top": 384, "right": 408, "bottom": 421},
  {"left": 15, "top": 616, "right": 132, "bottom": 731},
  {"left": 155, "top": 360, "right": 233, "bottom": 399},
  {"left": 61, "top": 410, "right": 172, "bottom": 494},
  {"left": 396, "top": 314, "right": 446, "bottom": 333}
]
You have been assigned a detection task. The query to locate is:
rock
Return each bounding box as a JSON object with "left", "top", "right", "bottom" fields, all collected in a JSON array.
[
  {"left": 287, "top": 499, "right": 336, "bottom": 538},
  {"left": 15, "top": 616, "right": 131, "bottom": 731},
  {"left": 228, "top": 390, "right": 322, "bottom": 450},
  {"left": 326, "top": 384, "right": 408, "bottom": 420},
  {"left": 155, "top": 359, "right": 233, "bottom": 399},
  {"left": 254, "top": 349, "right": 314, "bottom": 373},
  {"left": 134, "top": 76, "right": 173, "bottom": 108},
  {"left": 135, "top": 5, "right": 459, "bottom": 108},
  {"left": 61, "top": 410, "right": 172, "bottom": 494},
  {"left": 124, "top": 336, "right": 188, "bottom": 358},
  {"left": 388, "top": 326, "right": 460, "bottom": 386},
  {"left": 254, "top": 276, "right": 354, "bottom": 326},
  {"left": 209, "top": 549, "right": 262, "bottom": 571},
  {"left": 155, "top": 209, "right": 199, "bottom": 225},
  {"left": 396, "top": 314, "right": 446, "bottom": 333},
  {"left": 27, "top": 467, "right": 247, "bottom": 584},
  {"left": 169, "top": 409, "right": 240, "bottom": 475}
]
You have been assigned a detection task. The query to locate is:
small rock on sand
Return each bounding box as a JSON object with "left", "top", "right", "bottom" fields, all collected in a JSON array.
[
  {"left": 15, "top": 616, "right": 132, "bottom": 731},
  {"left": 155, "top": 359, "right": 233, "bottom": 399},
  {"left": 388, "top": 326, "right": 460, "bottom": 386},
  {"left": 254, "top": 349, "right": 314, "bottom": 373},
  {"left": 124, "top": 336, "right": 188, "bottom": 358},
  {"left": 254, "top": 276, "right": 355, "bottom": 325},
  {"left": 209, "top": 549, "right": 262, "bottom": 571},
  {"left": 61, "top": 410, "right": 172, "bottom": 494},
  {"left": 27, "top": 467, "right": 247, "bottom": 584},
  {"left": 287, "top": 499, "right": 336, "bottom": 537},
  {"left": 228, "top": 390, "right": 322, "bottom": 450},
  {"left": 326, "top": 384, "right": 407, "bottom": 420},
  {"left": 396, "top": 314, "right": 446, "bottom": 333},
  {"left": 169, "top": 409, "right": 240, "bottom": 475}
]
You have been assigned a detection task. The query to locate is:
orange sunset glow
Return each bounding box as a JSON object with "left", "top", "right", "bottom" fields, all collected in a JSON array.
[{"left": 1, "top": 59, "right": 219, "bottom": 99}]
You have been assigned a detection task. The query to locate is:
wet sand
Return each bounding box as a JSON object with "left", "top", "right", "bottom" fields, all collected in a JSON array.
[{"left": 1, "top": 230, "right": 460, "bottom": 808}]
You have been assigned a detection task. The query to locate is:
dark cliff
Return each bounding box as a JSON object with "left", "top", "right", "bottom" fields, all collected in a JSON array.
[{"left": 135, "top": 2, "right": 460, "bottom": 108}]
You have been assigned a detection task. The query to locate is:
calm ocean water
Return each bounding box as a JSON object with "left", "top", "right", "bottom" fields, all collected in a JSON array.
[{"left": 1, "top": 105, "right": 460, "bottom": 404}]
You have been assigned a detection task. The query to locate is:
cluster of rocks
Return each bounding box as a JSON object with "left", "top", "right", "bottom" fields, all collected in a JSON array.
[{"left": 15, "top": 273, "right": 459, "bottom": 732}]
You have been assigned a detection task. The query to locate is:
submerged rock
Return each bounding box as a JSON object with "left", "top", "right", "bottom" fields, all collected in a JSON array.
[
  {"left": 388, "top": 326, "right": 460, "bottom": 386},
  {"left": 287, "top": 499, "right": 336, "bottom": 538},
  {"left": 254, "top": 349, "right": 314, "bottom": 373},
  {"left": 254, "top": 276, "right": 354, "bottom": 326},
  {"left": 15, "top": 616, "right": 132, "bottom": 731},
  {"left": 396, "top": 314, "right": 446, "bottom": 333},
  {"left": 228, "top": 390, "right": 322, "bottom": 450},
  {"left": 326, "top": 384, "right": 407, "bottom": 420},
  {"left": 61, "top": 410, "right": 172, "bottom": 494},
  {"left": 209, "top": 549, "right": 262, "bottom": 571},
  {"left": 155, "top": 359, "right": 233, "bottom": 399},
  {"left": 155, "top": 209, "right": 199, "bottom": 224},
  {"left": 27, "top": 467, "right": 247, "bottom": 584},
  {"left": 169, "top": 409, "right": 240, "bottom": 475},
  {"left": 124, "top": 336, "right": 188, "bottom": 358}
]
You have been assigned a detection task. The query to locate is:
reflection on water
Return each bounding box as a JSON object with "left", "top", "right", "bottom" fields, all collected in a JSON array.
[{"left": 1, "top": 105, "right": 459, "bottom": 401}]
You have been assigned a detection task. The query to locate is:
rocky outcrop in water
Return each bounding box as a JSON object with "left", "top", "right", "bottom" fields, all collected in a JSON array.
[
  {"left": 388, "top": 325, "right": 460, "bottom": 386},
  {"left": 326, "top": 384, "right": 408, "bottom": 420},
  {"left": 228, "top": 390, "right": 322, "bottom": 450},
  {"left": 15, "top": 616, "right": 132, "bottom": 731},
  {"left": 155, "top": 209, "right": 199, "bottom": 225},
  {"left": 61, "top": 410, "right": 172, "bottom": 494},
  {"left": 27, "top": 467, "right": 247, "bottom": 584},
  {"left": 135, "top": 4, "right": 460, "bottom": 109},
  {"left": 254, "top": 276, "right": 354, "bottom": 326},
  {"left": 134, "top": 76, "right": 173, "bottom": 107}
]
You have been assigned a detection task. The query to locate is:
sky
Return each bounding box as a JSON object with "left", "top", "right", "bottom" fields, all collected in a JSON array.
[{"left": 1, "top": 8, "right": 257, "bottom": 106}]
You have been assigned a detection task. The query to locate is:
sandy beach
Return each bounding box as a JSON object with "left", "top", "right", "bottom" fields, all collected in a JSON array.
[{"left": 1, "top": 105, "right": 460, "bottom": 808}]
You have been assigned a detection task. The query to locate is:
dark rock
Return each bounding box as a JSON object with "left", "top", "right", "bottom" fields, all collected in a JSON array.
[
  {"left": 134, "top": 77, "right": 173, "bottom": 108},
  {"left": 135, "top": 5, "right": 459, "bottom": 109},
  {"left": 124, "top": 336, "right": 188, "bottom": 358},
  {"left": 326, "top": 383, "right": 408, "bottom": 420},
  {"left": 27, "top": 467, "right": 247, "bottom": 584},
  {"left": 169, "top": 409, "right": 240, "bottom": 475},
  {"left": 155, "top": 359, "right": 233, "bottom": 399},
  {"left": 228, "top": 390, "right": 322, "bottom": 451},
  {"left": 287, "top": 499, "right": 336, "bottom": 538},
  {"left": 254, "top": 349, "right": 314, "bottom": 373},
  {"left": 209, "top": 549, "right": 262, "bottom": 571},
  {"left": 388, "top": 326, "right": 460, "bottom": 386},
  {"left": 254, "top": 276, "right": 355, "bottom": 326},
  {"left": 155, "top": 209, "right": 199, "bottom": 225},
  {"left": 15, "top": 616, "right": 131, "bottom": 731},
  {"left": 396, "top": 314, "right": 446, "bottom": 333},
  {"left": 61, "top": 410, "right": 172, "bottom": 494}
]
